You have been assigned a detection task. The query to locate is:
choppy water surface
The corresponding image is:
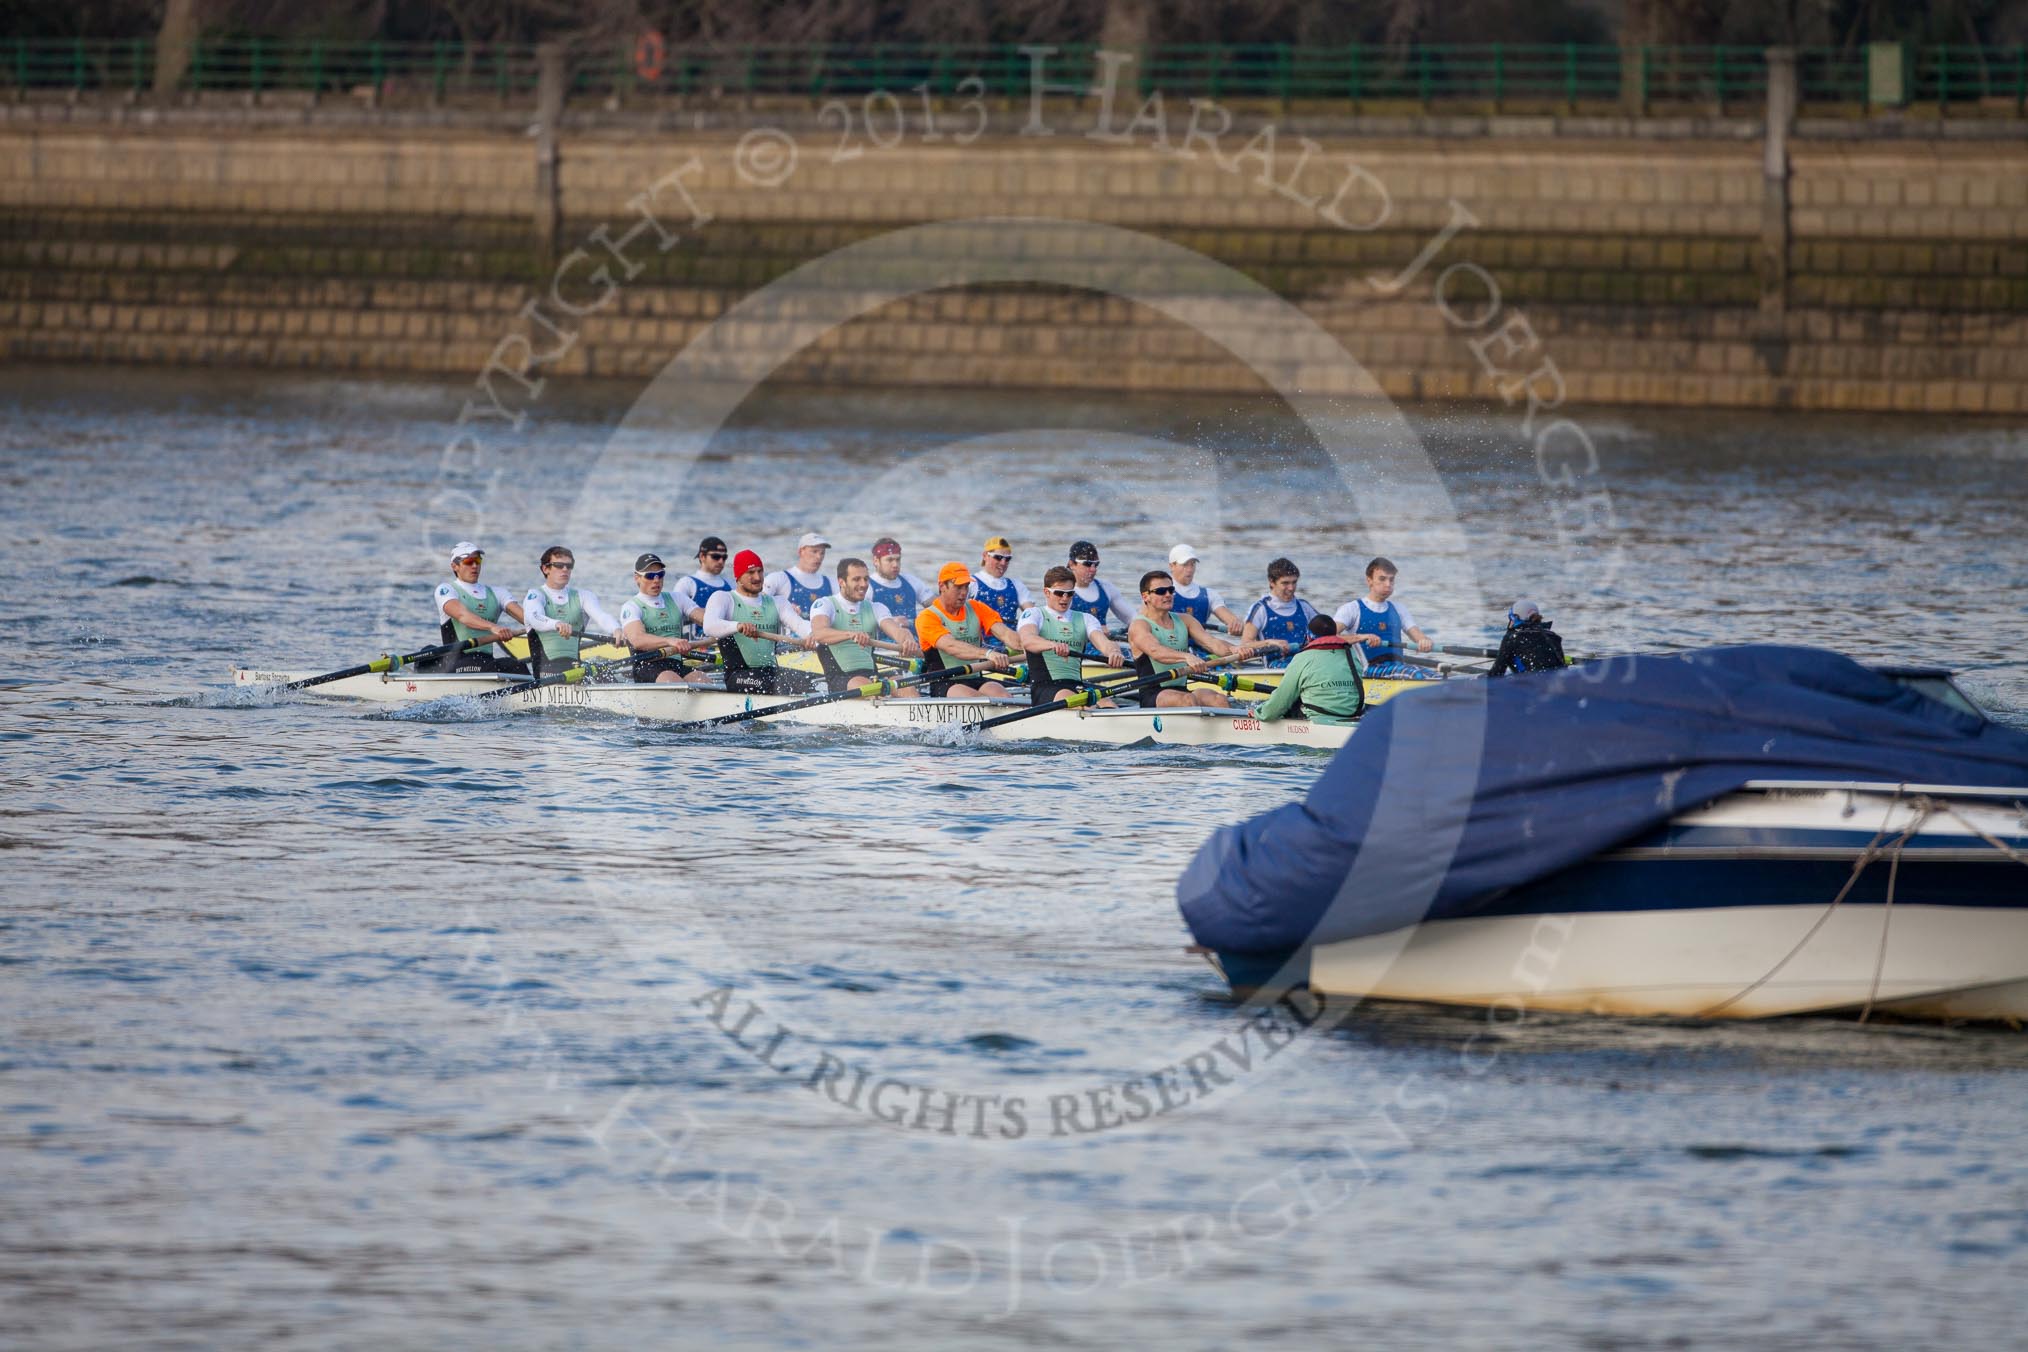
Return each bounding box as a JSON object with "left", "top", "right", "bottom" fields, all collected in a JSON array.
[{"left": 3, "top": 366, "right": 2026, "bottom": 1349}]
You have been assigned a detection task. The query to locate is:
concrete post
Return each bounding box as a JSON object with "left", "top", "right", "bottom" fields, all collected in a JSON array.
[
  {"left": 1758, "top": 46, "right": 1796, "bottom": 318},
  {"left": 534, "top": 43, "right": 565, "bottom": 258},
  {"left": 1621, "top": 44, "right": 1647, "bottom": 117}
]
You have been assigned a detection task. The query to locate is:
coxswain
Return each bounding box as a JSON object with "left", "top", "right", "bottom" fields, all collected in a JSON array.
[
  {"left": 1017, "top": 565, "right": 1127, "bottom": 707},
  {"left": 1254, "top": 615, "right": 1366, "bottom": 724},
  {"left": 866, "top": 537, "right": 934, "bottom": 621},
  {"left": 968, "top": 535, "right": 1031, "bottom": 652},
  {"left": 763, "top": 532, "right": 835, "bottom": 620},
  {"left": 523, "top": 545, "right": 624, "bottom": 677},
  {"left": 915, "top": 562, "right": 1022, "bottom": 699},
  {"left": 1238, "top": 557, "right": 1315, "bottom": 668},
  {"left": 672, "top": 536, "right": 732, "bottom": 635},
  {"left": 1128, "top": 570, "right": 1269, "bottom": 708},
  {"left": 616, "top": 553, "right": 714, "bottom": 684},
  {"left": 702, "top": 549, "right": 818, "bottom": 695},
  {"left": 1489, "top": 599, "right": 1567, "bottom": 676},
  {"left": 428, "top": 540, "right": 527, "bottom": 673},
  {"left": 808, "top": 556, "right": 922, "bottom": 693},
  {"left": 1065, "top": 540, "right": 1137, "bottom": 649},
  {"left": 1334, "top": 556, "right": 1438, "bottom": 680}
]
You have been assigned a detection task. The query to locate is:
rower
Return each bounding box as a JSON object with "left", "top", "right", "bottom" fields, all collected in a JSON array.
[
  {"left": 1065, "top": 540, "right": 1137, "bottom": 650},
  {"left": 616, "top": 553, "right": 714, "bottom": 684},
  {"left": 866, "top": 537, "right": 934, "bottom": 621},
  {"left": 1017, "top": 565, "right": 1127, "bottom": 707},
  {"left": 763, "top": 532, "right": 835, "bottom": 620},
  {"left": 809, "top": 557, "right": 922, "bottom": 694},
  {"left": 1167, "top": 543, "right": 1244, "bottom": 640},
  {"left": 1238, "top": 557, "right": 1314, "bottom": 668},
  {"left": 968, "top": 535, "right": 1031, "bottom": 652},
  {"left": 1129, "top": 570, "right": 1265, "bottom": 708},
  {"left": 1489, "top": 599, "right": 1567, "bottom": 677},
  {"left": 702, "top": 549, "right": 818, "bottom": 695},
  {"left": 523, "top": 545, "right": 624, "bottom": 678},
  {"left": 428, "top": 540, "right": 528, "bottom": 673},
  {"left": 1255, "top": 615, "right": 1366, "bottom": 724},
  {"left": 673, "top": 536, "right": 732, "bottom": 636},
  {"left": 915, "top": 562, "right": 1022, "bottom": 699},
  {"left": 1334, "top": 555, "right": 1438, "bottom": 680}
]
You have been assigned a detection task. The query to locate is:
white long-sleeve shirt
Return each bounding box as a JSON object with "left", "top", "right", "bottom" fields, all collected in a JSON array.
[
  {"left": 1173, "top": 582, "right": 1232, "bottom": 624},
  {"left": 701, "top": 588, "right": 812, "bottom": 639},
  {"left": 810, "top": 596, "right": 897, "bottom": 631},
  {"left": 672, "top": 570, "right": 729, "bottom": 620},
  {"left": 432, "top": 579, "right": 518, "bottom": 627},
  {"left": 1072, "top": 578, "right": 1138, "bottom": 628},
  {"left": 1333, "top": 596, "right": 1419, "bottom": 635},
  {"left": 762, "top": 566, "right": 833, "bottom": 618},
  {"left": 1016, "top": 605, "right": 1112, "bottom": 649},
  {"left": 523, "top": 586, "right": 623, "bottom": 637},
  {"left": 969, "top": 572, "right": 1032, "bottom": 614}
]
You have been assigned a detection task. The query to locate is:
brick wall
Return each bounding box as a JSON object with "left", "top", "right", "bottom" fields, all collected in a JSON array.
[{"left": 3, "top": 122, "right": 2024, "bottom": 414}]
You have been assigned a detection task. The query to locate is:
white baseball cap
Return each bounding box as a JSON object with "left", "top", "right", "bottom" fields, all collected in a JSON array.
[
  {"left": 450, "top": 541, "right": 483, "bottom": 563},
  {"left": 1168, "top": 543, "right": 1200, "bottom": 566},
  {"left": 1510, "top": 599, "right": 1541, "bottom": 619},
  {"left": 797, "top": 532, "right": 831, "bottom": 549}
]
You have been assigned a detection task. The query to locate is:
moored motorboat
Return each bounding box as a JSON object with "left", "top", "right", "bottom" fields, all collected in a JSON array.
[
  {"left": 1217, "top": 780, "right": 2028, "bottom": 1020},
  {"left": 1179, "top": 647, "right": 2028, "bottom": 1023},
  {"left": 227, "top": 666, "right": 1353, "bottom": 749}
]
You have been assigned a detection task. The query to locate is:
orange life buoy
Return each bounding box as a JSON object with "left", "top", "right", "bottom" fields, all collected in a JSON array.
[{"left": 633, "top": 30, "right": 666, "bottom": 82}]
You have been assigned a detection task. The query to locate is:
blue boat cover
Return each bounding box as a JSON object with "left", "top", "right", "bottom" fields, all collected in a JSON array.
[{"left": 1178, "top": 645, "right": 2028, "bottom": 955}]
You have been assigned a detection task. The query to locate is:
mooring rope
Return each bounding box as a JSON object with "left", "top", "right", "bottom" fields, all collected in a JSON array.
[
  {"left": 1695, "top": 786, "right": 1928, "bottom": 1019},
  {"left": 1699, "top": 788, "right": 2028, "bottom": 1021}
]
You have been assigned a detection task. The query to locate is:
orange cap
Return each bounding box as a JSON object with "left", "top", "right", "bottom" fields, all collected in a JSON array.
[{"left": 937, "top": 561, "right": 973, "bottom": 587}]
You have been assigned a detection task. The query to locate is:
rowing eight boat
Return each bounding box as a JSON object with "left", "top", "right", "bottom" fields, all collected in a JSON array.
[{"left": 229, "top": 667, "right": 1355, "bottom": 749}]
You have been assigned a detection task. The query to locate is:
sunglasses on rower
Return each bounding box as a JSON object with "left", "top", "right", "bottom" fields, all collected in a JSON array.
[
  {"left": 545, "top": 560, "right": 575, "bottom": 571},
  {"left": 1044, "top": 587, "right": 1074, "bottom": 597},
  {"left": 640, "top": 570, "right": 666, "bottom": 580},
  {"left": 1144, "top": 585, "right": 1175, "bottom": 596},
  {"left": 703, "top": 551, "right": 727, "bottom": 560}
]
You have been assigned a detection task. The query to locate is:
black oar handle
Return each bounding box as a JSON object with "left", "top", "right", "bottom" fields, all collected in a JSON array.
[
  {"left": 970, "top": 652, "right": 1249, "bottom": 731},
  {"left": 279, "top": 634, "right": 512, "bottom": 691}
]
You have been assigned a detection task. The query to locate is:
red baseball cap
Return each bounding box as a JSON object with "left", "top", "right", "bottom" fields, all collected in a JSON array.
[{"left": 731, "top": 549, "right": 763, "bottom": 578}]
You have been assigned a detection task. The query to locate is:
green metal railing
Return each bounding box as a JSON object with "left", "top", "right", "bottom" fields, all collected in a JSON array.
[
  {"left": 1916, "top": 44, "right": 2028, "bottom": 111},
  {"left": 5, "top": 37, "right": 2026, "bottom": 112},
  {"left": 4, "top": 37, "right": 540, "bottom": 99}
]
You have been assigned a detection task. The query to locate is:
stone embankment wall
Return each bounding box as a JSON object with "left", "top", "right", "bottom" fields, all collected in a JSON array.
[{"left": 3, "top": 101, "right": 2025, "bottom": 413}]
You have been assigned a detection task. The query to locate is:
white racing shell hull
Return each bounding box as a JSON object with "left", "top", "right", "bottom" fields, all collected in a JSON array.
[
  {"left": 230, "top": 668, "right": 1354, "bottom": 749},
  {"left": 1275, "top": 785, "right": 2028, "bottom": 1021}
]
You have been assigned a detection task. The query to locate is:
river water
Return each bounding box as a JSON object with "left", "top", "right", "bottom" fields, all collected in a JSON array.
[{"left": 3, "top": 365, "right": 2026, "bottom": 1349}]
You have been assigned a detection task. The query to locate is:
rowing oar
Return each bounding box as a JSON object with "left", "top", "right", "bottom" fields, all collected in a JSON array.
[
  {"left": 1384, "top": 652, "right": 1489, "bottom": 677},
  {"left": 675, "top": 659, "right": 1014, "bottom": 730},
  {"left": 269, "top": 634, "right": 521, "bottom": 691},
  {"left": 472, "top": 652, "right": 638, "bottom": 704},
  {"left": 966, "top": 651, "right": 1252, "bottom": 733}
]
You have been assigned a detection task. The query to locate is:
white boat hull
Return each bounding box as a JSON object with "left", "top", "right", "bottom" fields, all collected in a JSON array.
[
  {"left": 229, "top": 667, "right": 1354, "bottom": 749},
  {"left": 1309, "top": 905, "right": 2028, "bottom": 1021},
  {"left": 1233, "top": 785, "right": 2028, "bottom": 1021}
]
